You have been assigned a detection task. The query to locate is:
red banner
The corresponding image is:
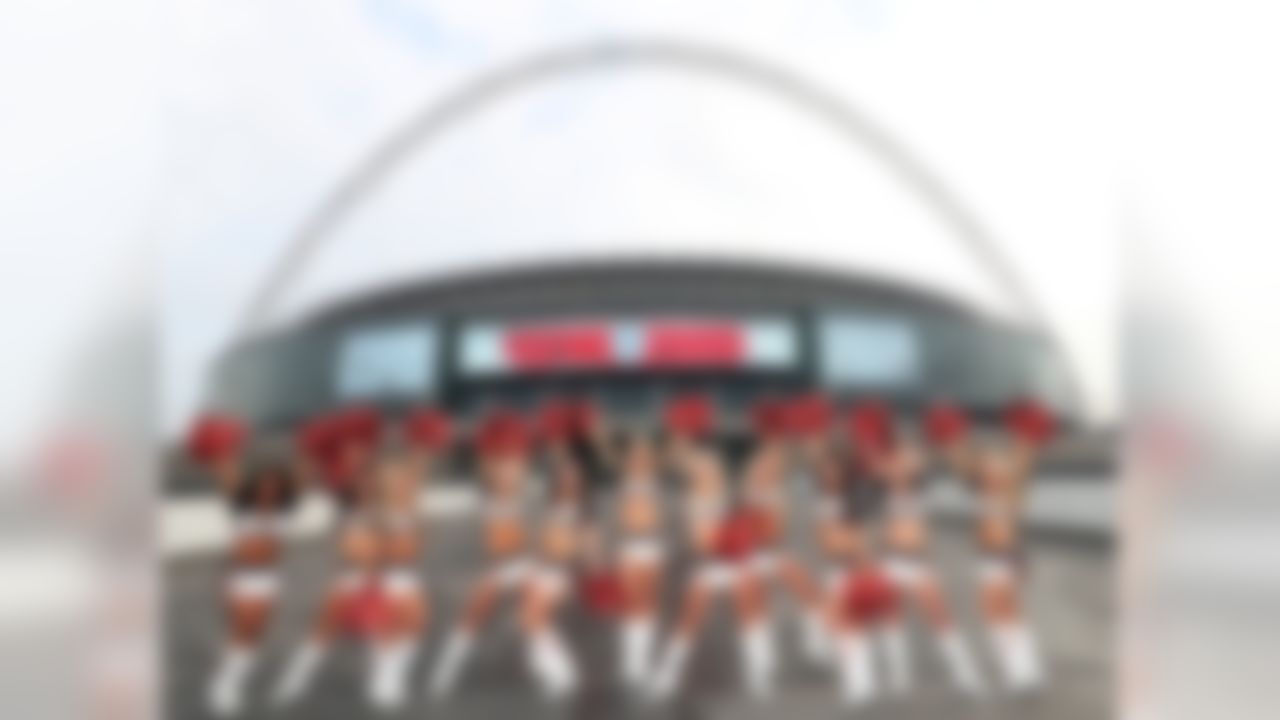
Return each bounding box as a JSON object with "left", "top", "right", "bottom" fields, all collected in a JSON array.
[
  {"left": 644, "top": 322, "right": 744, "bottom": 368},
  {"left": 504, "top": 324, "right": 612, "bottom": 371}
]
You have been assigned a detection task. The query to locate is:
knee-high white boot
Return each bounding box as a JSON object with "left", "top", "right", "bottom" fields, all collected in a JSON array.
[
  {"left": 740, "top": 622, "right": 776, "bottom": 699},
  {"left": 937, "top": 629, "right": 985, "bottom": 695},
  {"left": 836, "top": 633, "right": 876, "bottom": 707},
  {"left": 620, "top": 617, "right": 655, "bottom": 687},
  {"left": 800, "top": 609, "right": 830, "bottom": 663},
  {"left": 368, "top": 638, "right": 416, "bottom": 710},
  {"left": 648, "top": 635, "right": 692, "bottom": 701},
  {"left": 207, "top": 645, "right": 256, "bottom": 717},
  {"left": 427, "top": 629, "right": 475, "bottom": 699},
  {"left": 527, "top": 629, "right": 579, "bottom": 699},
  {"left": 270, "top": 641, "right": 326, "bottom": 707},
  {"left": 878, "top": 624, "right": 912, "bottom": 695},
  {"left": 992, "top": 622, "right": 1045, "bottom": 691}
]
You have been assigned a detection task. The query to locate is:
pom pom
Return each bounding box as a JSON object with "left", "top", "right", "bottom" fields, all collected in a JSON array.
[
  {"left": 185, "top": 413, "right": 245, "bottom": 465},
  {"left": 335, "top": 405, "right": 382, "bottom": 446},
  {"left": 923, "top": 401, "right": 969, "bottom": 445},
  {"left": 536, "top": 398, "right": 595, "bottom": 443},
  {"left": 787, "top": 392, "right": 834, "bottom": 436},
  {"left": 1004, "top": 397, "right": 1057, "bottom": 446},
  {"left": 663, "top": 393, "right": 715, "bottom": 439},
  {"left": 751, "top": 397, "right": 791, "bottom": 439},
  {"left": 475, "top": 409, "right": 531, "bottom": 458},
  {"left": 297, "top": 413, "right": 367, "bottom": 489},
  {"left": 848, "top": 399, "right": 895, "bottom": 455},
  {"left": 404, "top": 408, "right": 452, "bottom": 451},
  {"left": 565, "top": 398, "right": 598, "bottom": 437},
  {"left": 297, "top": 415, "right": 339, "bottom": 462}
]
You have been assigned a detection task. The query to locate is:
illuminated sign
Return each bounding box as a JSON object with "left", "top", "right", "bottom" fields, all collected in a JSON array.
[
  {"left": 644, "top": 321, "right": 743, "bottom": 367},
  {"left": 506, "top": 323, "right": 613, "bottom": 371},
  {"left": 457, "top": 316, "right": 797, "bottom": 376}
]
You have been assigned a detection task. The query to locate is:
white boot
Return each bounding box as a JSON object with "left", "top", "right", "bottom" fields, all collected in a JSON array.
[
  {"left": 994, "top": 623, "right": 1045, "bottom": 691},
  {"left": 648, "top": 636, "right": 692, "bottom": 701},
  {"left": 937, "top": 630, "right": 985, "bottom": 695},
  {"left": 206, "top": 646, "right": 255, "bottom": 717},
  {"left": 620, "top": 617, "right": 655, "bottom": 687},
  {"left": 801, "top": 609, "right": 830, "bottom": 663},
  {"left": 528, "top": 630, "right": 579, "bottom": 700},
  {"left": 878, "top": 625, "right": 912, "bottom": 695},
  {"left": 740, "top": 623, "right": 775, "bottom": 700},
  {"left": 427, "top": 630, "right": 475, "bottom": 699},
  {"left": 270, "top": 641, "right": 325, "bottom": 707},
  {"left": 368, "top": 639, "right": 416, "bottom": 710},
  {"left": 836, "top": 634, "right": 876, "bottom": 707}
]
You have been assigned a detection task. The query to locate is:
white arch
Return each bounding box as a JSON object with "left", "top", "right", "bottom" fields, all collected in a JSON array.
[{"left": 238, "top": 38, "right": 1074, "bottom": 397}]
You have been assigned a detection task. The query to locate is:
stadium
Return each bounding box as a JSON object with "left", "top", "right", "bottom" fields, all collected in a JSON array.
[
  {"left": 204, "top": 258, "right": 1078, "bottom": 427},
  {"left": 171, "top": 255, "right": 1107, "bottom": 497},
  {"left": 164, "top": 41, "right": 1113, "bottom": 720},
  {"left": 178, "top": 41, "right": 1098, "bottom": 461}
]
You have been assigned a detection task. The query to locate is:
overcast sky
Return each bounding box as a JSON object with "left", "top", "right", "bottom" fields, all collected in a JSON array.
[
  {"left": 156, "top": 0, "right": 1118, "bottom": 436},
  {"left": 19, "top": 1, "right": 1280, "bottom": 460}
]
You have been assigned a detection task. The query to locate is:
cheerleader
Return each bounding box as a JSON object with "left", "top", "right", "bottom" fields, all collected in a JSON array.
[
  {"left": 927, "top": 400, "right": 1053, "bottom": 692},
  {"left": 787, "top": 392, "right": 852, "bottom": 597},
  {"left": 271, "top": 409, "right": 385, "bottom": 706},
  {"left": 971, "top": 445, "right": 1045, "bottom": 691},
  {"left": 613, "top": 433, "right": 665, "bottom": 688},
  {"left": 806, "top": 431, "right": 880, "bottom": 706},
  {"left": 977, "top": 438, "right": 1049, "bottom": 691},
  {"left": 519, "top": 455, "right": 588, "bottom": 699},
  {"left": 186, "top": 415, "right": 300, "bottom": 716},
  {"left": 825, "top": 516, "right": 887, "bottom": 708},
  {"left": 361, "top": 409, "right": 451, "bottom": 709},
  {"left": 810, "top": 441, "right": 859, "bottom": 608},
  {"left": 863, "top": 429, "right": 984, "bottom": 695},
  {"left": 740, "top": 401, "right": 828, "bottom": 664},
  {"left": 649, "top": 395, "right": 773, "bottom": 700},
  {"left": 539, "top": 398, "right": 615, "bottom": 582},
  {"left": 427, "top": 410, "right": 534, "bottom": 698},
  {"left": 549, "top": 398, "right": 616, "bottom": 513}
]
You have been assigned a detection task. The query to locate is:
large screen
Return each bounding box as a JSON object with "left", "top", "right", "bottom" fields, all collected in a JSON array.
[
  {"left": 456, "top": 316, "right": 798, "bottom": 377},
  {"left": 818, "top": 313, "right": 921, "bottom": 388},
  {"left": 336, "top": 323, "right": 439, "bottom": 399}
]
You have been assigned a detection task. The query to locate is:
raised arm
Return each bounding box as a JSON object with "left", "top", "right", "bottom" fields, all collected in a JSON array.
[
  {"left": 184, "top": 413, "right": 248, "bottom": 498},
  {"left": 848, "top": 398, "right": 920, "bottom": 486},
  {"left": 923, "top": 401, "right": 980, "bottom": 488},
  {"left": 590, "top": 418, "right": 621, "bottom": 473},
  {"left": 404, "top": 406, "right": 454, "bottom": 481},
  {"left": 1000, "top": 397, "right": 1058, "bottom": 505},
  {"left": 293, "top": 414, "right": 339, "bottom": 493}
]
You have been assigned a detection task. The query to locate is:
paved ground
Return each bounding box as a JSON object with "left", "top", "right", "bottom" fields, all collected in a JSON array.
[{"left": 165, "top": 519, "right": 1112, "bottom": 720}]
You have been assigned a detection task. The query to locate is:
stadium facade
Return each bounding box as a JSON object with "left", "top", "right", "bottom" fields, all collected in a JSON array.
[{"left": 206, "top": 258, "right": 1078, "bottom": 431}]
